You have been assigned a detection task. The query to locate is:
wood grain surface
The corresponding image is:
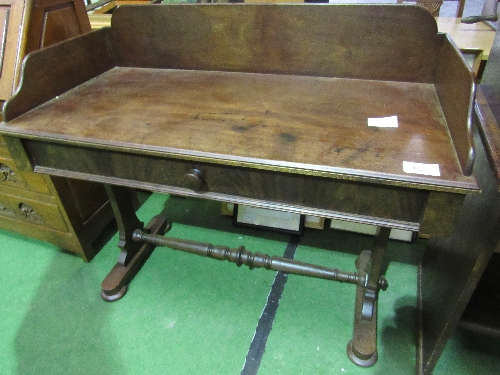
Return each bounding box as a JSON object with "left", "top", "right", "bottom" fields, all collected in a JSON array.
[{"left": 4, "top": 67, "right": 477, "bottom": 191}]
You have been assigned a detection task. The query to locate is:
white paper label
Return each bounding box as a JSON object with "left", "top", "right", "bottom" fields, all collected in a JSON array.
[
  {"left": 403, "top": 161, "right": 441, "bottom": 177},
  {"left": 367, "top": 115, "right": 398, "bottom": 128}
]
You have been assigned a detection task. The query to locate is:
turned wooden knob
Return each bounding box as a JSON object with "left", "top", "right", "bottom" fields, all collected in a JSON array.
[{"left": 184, "top": 168, "right": 204, "bottom": 191}]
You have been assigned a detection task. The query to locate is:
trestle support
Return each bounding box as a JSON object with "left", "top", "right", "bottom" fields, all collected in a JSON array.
[
  {"left": 100, "top": 184, "right": 390, "bottom": 367},
  {"left": 130, "top": 224, "right": 390, "bottom": 368}
]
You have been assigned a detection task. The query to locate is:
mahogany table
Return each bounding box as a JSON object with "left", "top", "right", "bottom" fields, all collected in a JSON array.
[{"left": 0, "top": 4, "right": 480, "bottom": 369}]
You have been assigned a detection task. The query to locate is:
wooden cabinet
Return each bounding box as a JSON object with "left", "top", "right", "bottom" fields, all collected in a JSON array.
[
  {"left": 0, "top": 0, "right": 113, "bottom": 261},
  {"left": 417, "top": 28, "right": 500, "bottom": 374}
]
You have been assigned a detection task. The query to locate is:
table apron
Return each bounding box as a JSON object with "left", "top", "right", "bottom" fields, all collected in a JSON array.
[{"left": 23, "top": 140, "right": 462, "bottom": 234}]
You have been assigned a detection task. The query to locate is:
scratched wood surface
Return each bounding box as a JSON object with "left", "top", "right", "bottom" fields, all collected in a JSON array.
[
  {"left": 107, "top": 4, "right": 475, "bottom": 176},
  {"left": 5, "top": 67, "right": 477, "bottom": 191},
  {"left": 0, "top": 4, "right": 478, "bottom": 193},
  {"left": 109, "top": 4, "right": 441, "bottom": 82}
]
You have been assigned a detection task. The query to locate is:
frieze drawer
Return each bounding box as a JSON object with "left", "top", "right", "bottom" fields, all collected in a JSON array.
[{"left": 25, "top": 140, "right": 430, "bottom": 229}]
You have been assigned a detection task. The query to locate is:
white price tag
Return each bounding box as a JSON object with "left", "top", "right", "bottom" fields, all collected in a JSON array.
[
  {"left": 367, "top": 115, "right": 398, "bottom": 128},
  {"left": 403, "top": 161, "right": 441, "bottom": 177}
]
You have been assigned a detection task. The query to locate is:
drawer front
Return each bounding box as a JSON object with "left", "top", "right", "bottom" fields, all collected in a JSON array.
[
  {"left": 0, "top": 190, "right": 69, "bottom": 232},
  {"left": 0, "top": 156, "right": 51, "bottom": 195},
  {"left": 0, "top": 135, "right": 9, "bottom": 157},
  {"left": 26, "top": 140, "right": 430, "bottom": 230}
]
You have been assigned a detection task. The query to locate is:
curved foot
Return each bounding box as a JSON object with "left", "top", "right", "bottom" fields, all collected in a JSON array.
[
  {"left": 100, "top": 214, "right": 168, "bottom": 302},
  {"left": 347, "top": 340, "right": 378, "bottom": 367},
  {"left": 101, "top": 284, "right": 128, "bottom": 302}
]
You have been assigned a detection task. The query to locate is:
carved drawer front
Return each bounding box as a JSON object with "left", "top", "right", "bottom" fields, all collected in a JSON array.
[
  {"left": 0, "top": 156, "right": 51, "bottom": 194},
  {"left": 0, "top": 190, "right": 68, "bottom": 231}
]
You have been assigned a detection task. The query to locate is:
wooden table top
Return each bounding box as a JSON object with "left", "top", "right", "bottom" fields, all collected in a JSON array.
[
  {"left": 436, "top": 17, "right": 496, "bottom": 59},
  {"left": 2, "top": 67, "right": 477, "bottom": 192}
]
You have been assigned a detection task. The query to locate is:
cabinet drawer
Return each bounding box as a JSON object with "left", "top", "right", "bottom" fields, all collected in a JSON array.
[
  {"left": 0, "top": 190, "right": 69, "bottom": 232},
  {"left": 1, "top": 156, "right": 51, "bottom": 194}
]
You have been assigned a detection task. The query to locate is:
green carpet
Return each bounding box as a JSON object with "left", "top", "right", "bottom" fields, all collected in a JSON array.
[{"left": 1, "top": 193, "right": 499, "bottom": 374}]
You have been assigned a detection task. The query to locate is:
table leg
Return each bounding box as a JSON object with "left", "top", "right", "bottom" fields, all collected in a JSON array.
[
  {"left": 101, "top": 184, "right": 169, "bottom": 301},
  {"left": 347, "top": 226, "right": 391, "bottom": 367},
  {"left": 100, "top": 189, "right": 392, "bottom": 363}
]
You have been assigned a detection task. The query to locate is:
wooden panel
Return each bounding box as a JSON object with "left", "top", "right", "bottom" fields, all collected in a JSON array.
[
  {"left": 435, "top": 35, "right": 476, "bottom": 176},
  {"left": 23, "top": 0, "right": 91, "bottom": 54},
  {"left": 110, "top": 4, "right": 441, "bottom": 82},
  {"left": 476, "top": 89, "right": 500, "bottom": 186},
  {"left": 0, "top": 0, "right": 92, "bottom": 99},
  {"left": 0, "top": 194, "right": 95, "bottom": 255},
  {"left": 58, "top": 177, "right": 109, "bottom": 223},
  {"left": 418, "top": 30, "right": 500, "bottom": 372},
  {"left": 475, "top": 29, "right": 500, "bottom": 188},
  {"left": 1, "top": 155, "right": 51, "bottom": 194},
  {"left": 24, "top": 139, "right": 437, "bottom": 232},
  {"left": 0, "top": 0, "right": 25, "bottom": 100},
  {"left": 2, "top": 134, "right": 34, "bottom": 172},
  {"left": 0, "top": 188, "right": 68, "bottom": 231},
  {"left": 0, "top": 137, "right": 9, "bottom": 156},
  {"left": 3, "top": 67, "right": 478, "bottom": 192},
  {"left": 460, "top": 252, "right": 500, "bottom": 335},
  {"left": 418, "top": 128, "right": 500, "bottom": 374},
  {"left": 2, "top": 27, "right": 115, "bottom": 121},
  {"left": 419, "top": 190, "right": 465, "bottom": 237}
]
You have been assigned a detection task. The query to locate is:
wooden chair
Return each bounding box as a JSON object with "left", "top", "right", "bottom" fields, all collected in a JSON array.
[{"left": 397, "top": 0, "right": 443, "bottom": 16}]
